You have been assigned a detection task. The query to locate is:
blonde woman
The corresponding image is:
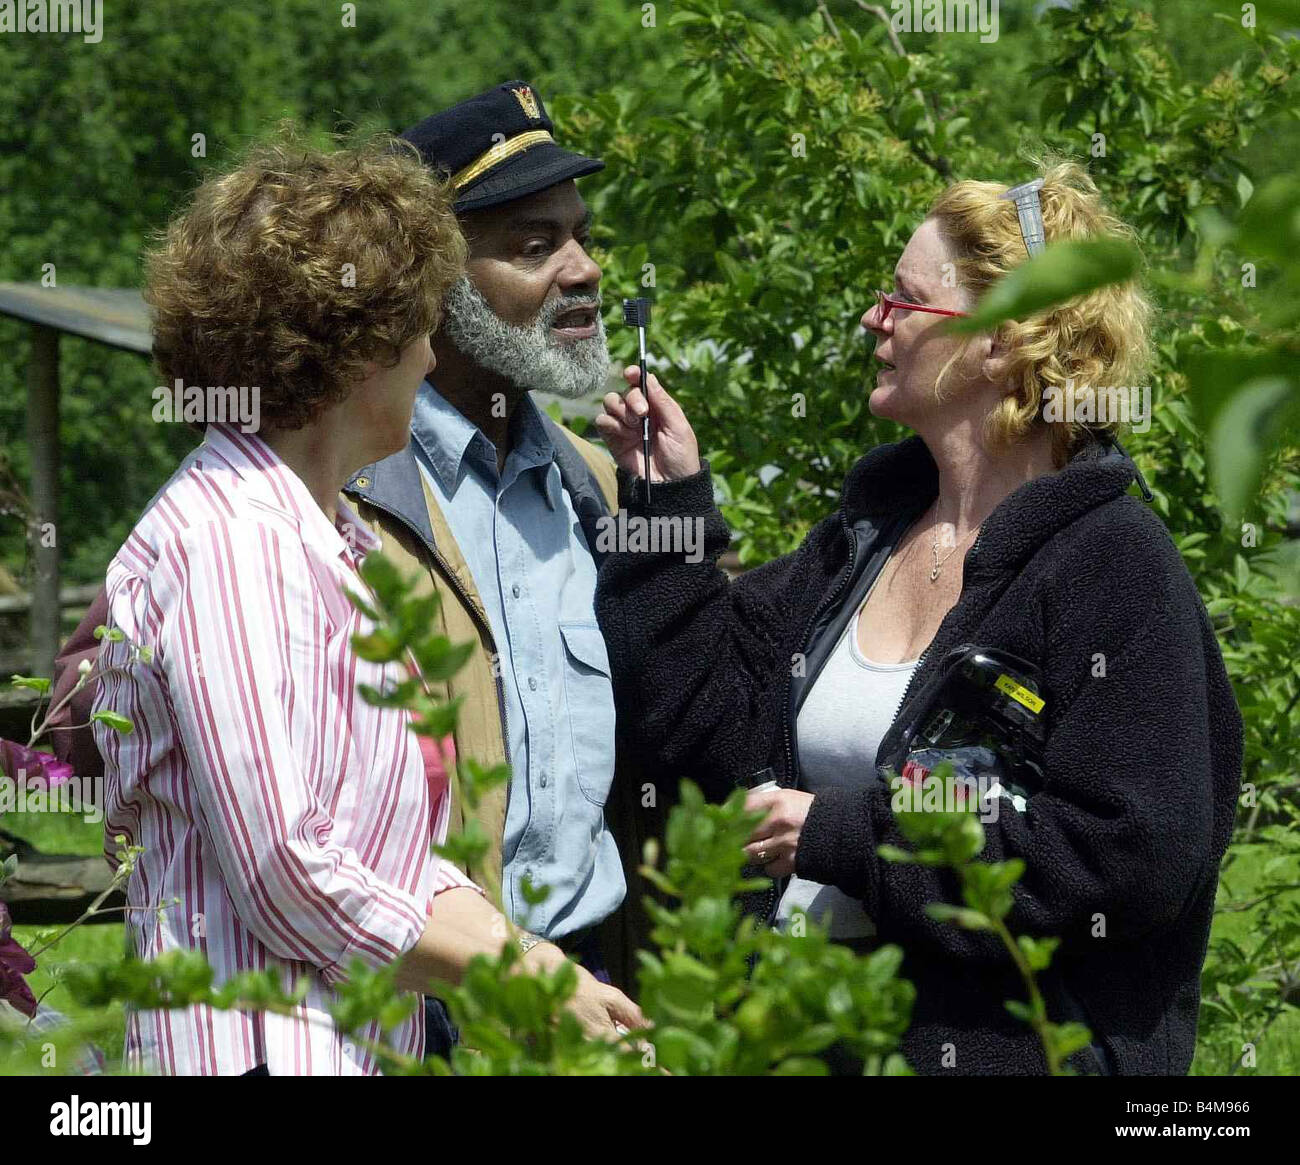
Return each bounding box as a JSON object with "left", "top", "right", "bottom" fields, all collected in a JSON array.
[
  {"left": 96, "top": 136, "right": 641, "bottom": 1075},
  {"left": 594, "top": 163, "right": 1241, "bottom": 1076}
]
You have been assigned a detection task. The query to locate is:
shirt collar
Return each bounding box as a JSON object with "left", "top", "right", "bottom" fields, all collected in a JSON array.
[
  {"left": 411, "top": 380, "right": 556, "bottom": 497},
  {"left": 200, "top": 423, "right": 381, "bottom": 564}
]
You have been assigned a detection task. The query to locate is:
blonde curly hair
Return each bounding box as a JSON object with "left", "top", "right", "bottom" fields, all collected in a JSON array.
[
  {"left": 927, "top": 159, "right": 1151, "bottom": 465},
  {"left": 145, "top": 132, "right": 467, "bottom": 430}
]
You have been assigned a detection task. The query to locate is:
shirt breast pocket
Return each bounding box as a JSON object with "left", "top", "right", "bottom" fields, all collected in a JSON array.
[{"left": 559, "top": 621, "right": 616, "bottom": 807}]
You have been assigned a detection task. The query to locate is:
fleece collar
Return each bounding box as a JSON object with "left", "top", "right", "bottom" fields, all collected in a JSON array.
[{"left": 839, "top": 434, "right": 1139, "bottom": 578}]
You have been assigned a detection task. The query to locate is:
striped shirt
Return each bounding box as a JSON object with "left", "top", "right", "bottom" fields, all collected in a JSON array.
[{"left": 95, "top": 424, "right": 478, "bottom": 1076}]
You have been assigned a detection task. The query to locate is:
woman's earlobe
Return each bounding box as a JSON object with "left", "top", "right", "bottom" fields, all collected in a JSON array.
[{"left": 981, "top": 339, "right": 1010, "bottom": 385}]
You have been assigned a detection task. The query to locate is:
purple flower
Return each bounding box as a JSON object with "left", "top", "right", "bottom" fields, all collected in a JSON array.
[
  {"left": 0, "top": 738, "right": 75, "bottom": 790},
  {"left": 0, "top": 902, "right": 38, "bottom": 1018}
]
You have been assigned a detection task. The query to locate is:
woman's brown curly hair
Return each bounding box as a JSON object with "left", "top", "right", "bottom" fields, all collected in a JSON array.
[{"left": 145, "top": 132, "right": 467, "bottom": 430}]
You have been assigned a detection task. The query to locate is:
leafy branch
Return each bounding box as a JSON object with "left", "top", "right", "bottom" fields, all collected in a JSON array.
[{"left": 879, "top": 765, "right": 1093, "bottom": 1075}]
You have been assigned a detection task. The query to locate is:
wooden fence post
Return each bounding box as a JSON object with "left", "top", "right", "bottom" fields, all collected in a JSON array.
[{"left": 25, "top": 323, "right": 60, "bottom": 681}]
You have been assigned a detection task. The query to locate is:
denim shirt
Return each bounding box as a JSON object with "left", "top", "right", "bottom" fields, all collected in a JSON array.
[{"left": 410, "top": 382, "right": 625, "bottom": 938}]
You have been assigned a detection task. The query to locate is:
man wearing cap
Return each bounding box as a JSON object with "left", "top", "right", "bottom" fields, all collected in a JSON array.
[
  {"left": 51, "top": 82, "right": 658, "bottom": 1051},
  {"left": 348, "top": 81, "right": 656, "bottom": 992}
]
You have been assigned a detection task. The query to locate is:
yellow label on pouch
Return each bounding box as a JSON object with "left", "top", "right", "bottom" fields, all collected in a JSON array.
[{"left": 995, "top": 674, "right": 1044, "bottom": 714}]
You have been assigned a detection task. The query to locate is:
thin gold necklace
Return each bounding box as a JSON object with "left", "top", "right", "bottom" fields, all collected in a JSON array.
[{"left": 929, "top": 500, "right": 980, "bottom": 583}]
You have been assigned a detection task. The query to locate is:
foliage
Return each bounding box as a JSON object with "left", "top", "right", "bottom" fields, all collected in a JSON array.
[
  {"left": 345, "top": 554, "right": 918, "bottom": 1075},
  {"left": 0, "top": 0, "right": 681, "bottom": 584},
  {"left": 11, "top": 562, "right": 918, "bottom": 1076},
  {"left": 12, "top": 561, "right": 1113, "bottom": 1076},
  {"left": 881, "top": 764, "right": 1092, "bottom": 1075},
  {"left": 0, "top": 628, "right": 142, "bottom": 1040}
]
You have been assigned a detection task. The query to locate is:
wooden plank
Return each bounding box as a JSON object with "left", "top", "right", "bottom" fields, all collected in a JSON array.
[
  {"left": 0, "top": 283, "right": 151, "bottom": 355},
  {"left": 0, "top": 830, "right": 120, "bottom": 926},
  {"left": 0, "top": 583, "right": 102, "bottom": 616}
]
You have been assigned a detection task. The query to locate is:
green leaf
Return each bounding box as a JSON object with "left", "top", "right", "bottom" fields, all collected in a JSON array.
[
  {"left": 356, "top": 679, "right": 423, "bottom": 708},
  {"left": 460, "top": 758, "right": 510, "bottom": 796},
  {"left": 653, "top": 952, "right": 718, "bottom": 1025},
  {"left": 434, "top": 833, "right": 488, "bottom": 870},
  {"left": 417, "top": 695, "right": 464, "bottom": 738},
  {"left": 520, "top": 872, "right": 551, "bottom": 908},
  {"left": 413, "top": 638, "right": 475, "bottom": 683},
  {"left": 1049, "top": 1021, "right": 1094, "bottom": 1061},
  {"left": 345, "top": 588, "right": 381, "bottom": 621},
  {"left": 1236, "top": 171, "right": 1254, "bottom": 209},
  {"left": 90, "top": 710, "right": 135, "bottom": 735},
  {"left": 1236, "top": 175, "right": 1300, "bottom": 262},
  {"left": 1004, "top": 999, "right": 1034, "bottom": 1024},
  {"left": 1184, "top": 345, "right": 1293, "bottom": 433},
  {"left": 358, "top": 554, "right": 407, "bottom": 607},
  {"left": 1016, "top": 935, "right": 1060, "bottom": 972},
  {"left": 351, "top": 629, "right": 405, "bottom": 664},
  {"left": 1207, "top": 376, "right": 1299, "bottom": 520},
  {"left": 9, "top": 675, "right": 51, "bottom": 695},
  {"left": 925, "top": 903, "right": 992, "bottom": 930}
]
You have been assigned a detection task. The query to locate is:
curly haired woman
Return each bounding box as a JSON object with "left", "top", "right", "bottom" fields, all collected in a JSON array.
[
  {"left": 95, "top": 135, "right": 642, "bottom": 1075},
  {"left": 594, "top": 162, "right": 1241, "bottom": 1076}
]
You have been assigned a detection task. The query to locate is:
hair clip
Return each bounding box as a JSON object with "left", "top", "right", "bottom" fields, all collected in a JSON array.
[{"left": 999, "top": 178, "right": 1046, "bottom": 257}]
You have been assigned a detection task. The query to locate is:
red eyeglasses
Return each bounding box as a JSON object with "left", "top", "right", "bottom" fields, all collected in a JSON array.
[{"left": 873, "top": 289, "right": 968, "bottom": 321}]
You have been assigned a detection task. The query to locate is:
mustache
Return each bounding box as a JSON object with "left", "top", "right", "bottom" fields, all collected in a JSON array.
[{"left": 535, "top": 293, "right": 603, "bottom": 330}]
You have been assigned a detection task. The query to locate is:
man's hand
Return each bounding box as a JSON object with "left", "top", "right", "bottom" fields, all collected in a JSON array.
[
  {"left": 595, "top": 366, "right": 702, "bottom": 484},
  {"left": 743, "top": 787, "right": 815, "bottom": 878}
]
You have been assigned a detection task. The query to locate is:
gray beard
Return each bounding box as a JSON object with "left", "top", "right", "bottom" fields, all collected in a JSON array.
[{"left": 440, "top": 276, "right": 610, "bottom": 400}]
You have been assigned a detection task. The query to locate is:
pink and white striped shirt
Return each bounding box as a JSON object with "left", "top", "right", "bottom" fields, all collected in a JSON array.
[{"left": 96, "top": 423, "right": 478, "bottom": 1075}]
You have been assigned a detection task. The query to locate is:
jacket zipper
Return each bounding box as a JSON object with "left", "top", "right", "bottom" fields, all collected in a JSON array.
[
  {"left": 781, "top": 504, "right": 858, "bottom": 792},
  {"left": 763, "top": 505, "right": 859, "bottom": 923}
]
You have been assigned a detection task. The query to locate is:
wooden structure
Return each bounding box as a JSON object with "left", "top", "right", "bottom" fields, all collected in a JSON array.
[
  {"left": 0, "top": 284, "right": 152, "bottom": 681},
  {"left": 0, "top": 688, "right": 122, "bottom": 924},
  {"left": 0, "top": 286, "right": 145, "bottom": 921}
]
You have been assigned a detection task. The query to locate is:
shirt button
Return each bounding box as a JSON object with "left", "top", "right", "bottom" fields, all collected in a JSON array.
[
  {"left": 540, "top": 774, "right": 548, "bottom": 788},
  {"left": 528, "top": 676, "right": 538, "bottom": 691},
  {"left": 512, "top": 584, "right": 521, "bottom": 598}
]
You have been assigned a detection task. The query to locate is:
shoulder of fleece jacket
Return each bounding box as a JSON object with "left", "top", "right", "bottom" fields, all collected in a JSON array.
[
  {"left": 1039, "top": 488, "right": 1243, "bottom": 832},
  {"left": 599, "top": 463, "right": 853, "bottom": 795}
]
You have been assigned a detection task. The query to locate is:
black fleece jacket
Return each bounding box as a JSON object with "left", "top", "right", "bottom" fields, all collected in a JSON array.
[{"left": 595, "top": 435, "right": 1242, "bottom": 1076}]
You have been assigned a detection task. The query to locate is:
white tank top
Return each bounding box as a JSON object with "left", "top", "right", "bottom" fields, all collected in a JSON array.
[{"left": 774, "top": 604, "right": 918, "bottom": 940}]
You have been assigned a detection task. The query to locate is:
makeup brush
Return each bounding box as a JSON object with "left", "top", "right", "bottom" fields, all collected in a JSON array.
[{"left": 622, "top": 297, "right": 653, "bottom": 508}]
